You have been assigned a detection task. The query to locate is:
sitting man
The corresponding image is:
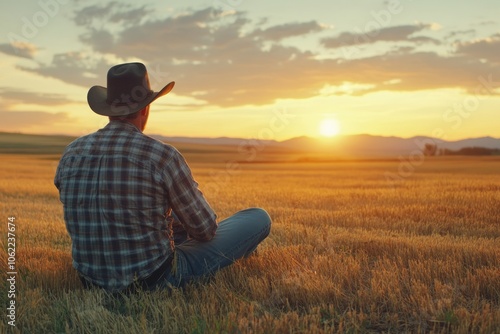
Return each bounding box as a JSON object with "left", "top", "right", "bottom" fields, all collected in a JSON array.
[{"left": 54, "top": 62, "right": 271, "bottom": 292}]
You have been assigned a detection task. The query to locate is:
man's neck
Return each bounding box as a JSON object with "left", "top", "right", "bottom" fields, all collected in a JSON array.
[{"left": 109, "top": 119, "right": 143, "bottom": 133}]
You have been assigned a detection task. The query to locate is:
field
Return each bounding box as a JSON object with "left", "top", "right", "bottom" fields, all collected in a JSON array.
[{"left": 1, "top": 152, "right": 499, "bottom": 333}]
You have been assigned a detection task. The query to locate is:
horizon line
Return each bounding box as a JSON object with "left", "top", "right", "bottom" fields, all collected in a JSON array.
[{"left": 0, "top": 130, "right": 499, "bottom": 143}]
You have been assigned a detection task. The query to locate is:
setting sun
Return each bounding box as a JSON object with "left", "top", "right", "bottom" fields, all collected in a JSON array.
[{"left": 319, "top": 119, "right": 341, "bottom": 137}]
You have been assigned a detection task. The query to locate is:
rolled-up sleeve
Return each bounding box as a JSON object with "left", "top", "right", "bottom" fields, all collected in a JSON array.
[{"left": 164, "top": 150, "right": 217, "bottom": 241}]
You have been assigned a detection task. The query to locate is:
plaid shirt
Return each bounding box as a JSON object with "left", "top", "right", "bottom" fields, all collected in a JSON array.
[{"left": 54, "top": 121, "right": 217, "bottom": 291}]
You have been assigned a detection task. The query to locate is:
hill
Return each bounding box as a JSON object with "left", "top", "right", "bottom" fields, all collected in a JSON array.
[
  {"left": 155, "top": 134, "right": 500, "bottom": 158},
  {"left": 0, "top": 132, "right": 77, "bottom": 155},
  {"left": 1, "top": 131, "right": 499, "bottom": 160}
]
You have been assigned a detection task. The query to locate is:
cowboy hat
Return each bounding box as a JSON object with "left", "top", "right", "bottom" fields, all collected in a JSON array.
[{"left": 87, "top": 62, "right": 175, "bottom": 117}]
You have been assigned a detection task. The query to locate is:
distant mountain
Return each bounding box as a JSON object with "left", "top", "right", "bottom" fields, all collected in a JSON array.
[
  {"left": 153, "top": 134, "right": 500, "bottom": 157},
  {"left": 1, "top": 131, "right": 499, "bottom": 157},
  {"left": 439, "top": 136, "right": 500, "bottom": 150},
  {"left": 151, "top": 135, "right": 277, "bottom": 147},
  {"left": 279, "top": 135, "right": 500, "bottom": 157}
]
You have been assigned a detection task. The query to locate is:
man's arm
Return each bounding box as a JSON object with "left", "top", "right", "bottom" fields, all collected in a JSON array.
[{"left": 164, "top": 151, "right": 217, "bottom": 241}]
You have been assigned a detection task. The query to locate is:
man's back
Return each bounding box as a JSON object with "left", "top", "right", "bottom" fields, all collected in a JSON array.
[
  {"left": 55, "top": 62, "right": 270, "bottom": 292},
  {"left": 55, "top": 121, "right": 216, "bottom": 291}
]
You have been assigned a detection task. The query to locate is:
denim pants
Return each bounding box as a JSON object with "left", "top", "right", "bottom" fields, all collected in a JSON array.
[{"left": 153, "top": 207, "right": 272, "bottom": 288}]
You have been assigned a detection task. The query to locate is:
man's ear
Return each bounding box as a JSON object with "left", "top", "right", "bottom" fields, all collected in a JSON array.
[{"left": 141, "top": 105, "right": 150, "bottom": 116}]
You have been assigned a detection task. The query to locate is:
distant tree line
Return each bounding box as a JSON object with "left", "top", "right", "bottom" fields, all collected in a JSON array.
[{"left": 423, "top": 144, "right": 500, "bottom": 156}]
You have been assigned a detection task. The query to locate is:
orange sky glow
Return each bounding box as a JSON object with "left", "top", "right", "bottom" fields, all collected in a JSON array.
[{"left": 0, "top": 0, "right": 499, "bottom": 141}]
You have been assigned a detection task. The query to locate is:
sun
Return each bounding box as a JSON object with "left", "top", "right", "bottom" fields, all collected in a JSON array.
[{"left": 319, "top": 119, "right": 341, "bottom": 137}]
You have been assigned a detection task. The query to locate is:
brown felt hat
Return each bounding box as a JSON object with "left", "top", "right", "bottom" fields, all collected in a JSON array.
[{"left": 87, "top": 62, "right": 175, "bottom": 116}]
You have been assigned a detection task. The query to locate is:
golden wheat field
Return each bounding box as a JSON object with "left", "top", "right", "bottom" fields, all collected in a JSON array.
[{"left": 1, "top": 153, "right": 499, "bottom": 333}]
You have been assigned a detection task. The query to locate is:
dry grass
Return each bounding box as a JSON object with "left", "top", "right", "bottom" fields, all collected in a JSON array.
[{"left": 1, "top": 154, "right": 499, "bottom": 333}]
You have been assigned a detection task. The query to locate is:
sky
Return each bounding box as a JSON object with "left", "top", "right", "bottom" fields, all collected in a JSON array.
[{"left": 0, "top": 0, "right": 499, "bottom": 141}]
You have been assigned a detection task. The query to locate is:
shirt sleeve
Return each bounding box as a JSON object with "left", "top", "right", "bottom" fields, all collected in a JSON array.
[
  {"left": 164, "top": 149, "right": 217, "bottom": 241},
  {"left": 54, "top": 164, "right": 60, "bottom": 190}
]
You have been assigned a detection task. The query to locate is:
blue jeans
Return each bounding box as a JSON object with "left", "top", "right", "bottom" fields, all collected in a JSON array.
[{"left": 154, "top": 207, "right": 271, "bottom": 288}]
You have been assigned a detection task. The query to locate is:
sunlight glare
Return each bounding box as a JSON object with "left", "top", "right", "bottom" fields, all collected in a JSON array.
[{"left": 319, "top": 119, "right": 340, "bottom": 137}]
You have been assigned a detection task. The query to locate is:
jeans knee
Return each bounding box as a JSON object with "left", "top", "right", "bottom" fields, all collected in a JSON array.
[{"left": 247, "top": 207, "right": 272, "bottom": 231}]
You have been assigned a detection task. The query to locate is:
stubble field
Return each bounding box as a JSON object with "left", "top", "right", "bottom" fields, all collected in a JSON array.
[{"left": 0, "top": 154, "right": 499, "bottom": 333}]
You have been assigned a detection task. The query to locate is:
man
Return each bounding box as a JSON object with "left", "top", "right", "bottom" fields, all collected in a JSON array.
[{"left": 54, "top": 62, "right": 271, "bottom": 292}]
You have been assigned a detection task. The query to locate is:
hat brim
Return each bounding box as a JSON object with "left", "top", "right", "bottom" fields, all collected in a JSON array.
[{"left": 87, "top": 81, "right": 175, "bottom": 117}]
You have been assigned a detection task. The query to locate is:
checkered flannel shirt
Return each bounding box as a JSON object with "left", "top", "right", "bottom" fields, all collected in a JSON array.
[{"left": 54, "top": 121, "right": 217, "bottom": 291}]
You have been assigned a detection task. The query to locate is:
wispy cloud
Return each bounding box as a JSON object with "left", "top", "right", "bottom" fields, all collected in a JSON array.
[
  {"left": 0, "top": 42, "right": 38, "bottom": 59},
  {"left": 330, "top": 51, "right": 500, "bottom": 96},
  {"left": 74, "top": 2, "right": 151, "bottom": 27},
  {"left": 251, "top": 21, "right": 326, "bottom": 41},
  {"left": 455, "top": 34, "right": 500, "bottom": 64},
  {"left": 20, "top": 52, "right": 112, "bottom": 88},
  {"left": 17, "top": 6, "right": 500, "bottom": 108},
  {"left": 0, "top": 88, "right": 77, "bottom": 106},
  {"left": 321, "top": 24, "right": 440, "bottom": 49}
]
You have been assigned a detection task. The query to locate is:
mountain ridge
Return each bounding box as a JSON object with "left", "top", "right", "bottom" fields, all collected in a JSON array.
[
  {"left": 1, "top": 131, "right": 499, "bottom": 157},
  {"left": 153, "top": 133, "right": 500, "bottom": 156}
]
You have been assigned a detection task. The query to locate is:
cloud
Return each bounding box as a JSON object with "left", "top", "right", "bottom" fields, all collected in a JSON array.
[
  {"left": 251, "top": 21, "right": 326, "bottom": 41},
  {"left": 0, "top": 42, "right": 38, "bottom": 59},
  {"left": 110, "top": 7, "right": 242, "bottom": 62},
  {"left": 328, "top": 51, "right": 500, "bottom": 96},
  {"left": 0, "top": 88, "right": 77, "bottom": 106},
  {"left": 444, "top": 29, "right": 476, "bottom": 41},
  {"left": 19, "top": 6, "right": 500, "bottom": 108},
  {"left": 79, "top": 29, "right": 115, "bottom": 53},
  {"left": 20, "top": 52, "right": 113, "bottom": 88},
  {"left": 74, "top": 2, "right": 117, "bottom": 26},
  {"left": 25, "top": 7, "right": 336, "bottom": 106},
  {"left": 321, "top": 24, "right": 440, "bottom": 49},
  {"left": 74, "top": 2, "right": 151, "bottom": 27},
  {"left": 455, "top": 33, "right": 500, "bottom": 64}
]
